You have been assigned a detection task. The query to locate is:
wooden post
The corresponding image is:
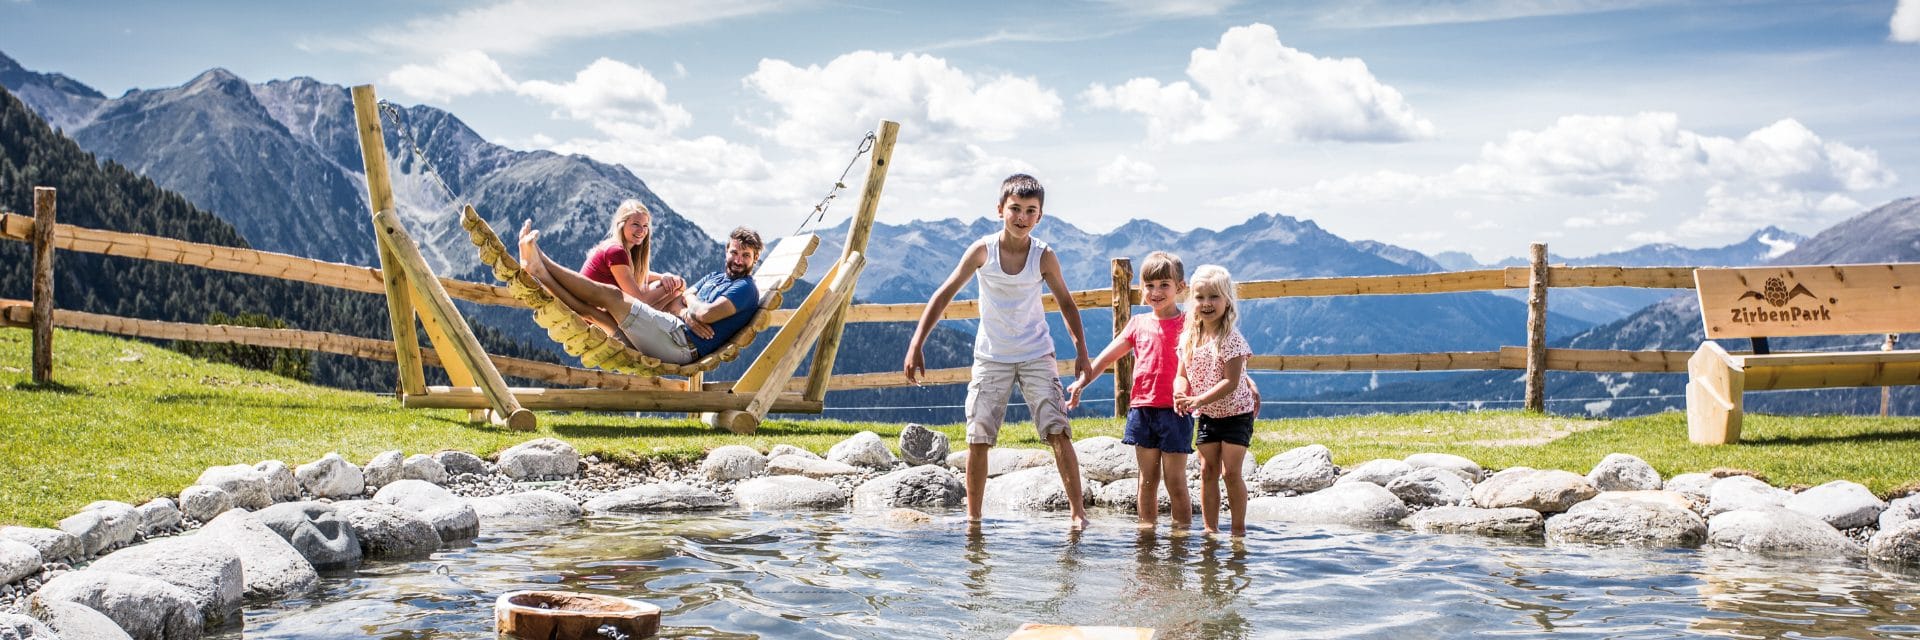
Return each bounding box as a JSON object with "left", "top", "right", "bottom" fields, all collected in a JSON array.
[
  {"left": 713, "top": 252, "right": 867, "bottom": 434},
  {"left": 1524, "top": 242, "right": 1548, "bottom": 413},
  {"left": 1110, "top": 258, "right": 1133, "bottom": 417},
  {"left": 803, "top": 120, "right": 900, "bottom": 403},
  {"left": 30, "top": 187, "right": 56, "bottom": 385},
  {"left": 1886, "top": 334, "right": 1899, "bottom": 417},
  {"left": 350, "top": 85, "right": 427, "bottom": 397}
]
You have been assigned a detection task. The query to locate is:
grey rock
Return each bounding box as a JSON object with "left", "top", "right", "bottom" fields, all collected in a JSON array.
[
  {"left": 1590, "top": 490, "right": 1700, "bottom": 513},
  {"left": 1471, "top": 469, "right": 1598, "bottom": 513},
  {"left": 1338, "top": 459, "right": 1414, "bottom": 487},
  {"left": 60, "top": 501, "right": 138, "bottom": 558},
  {"left": 0, "top": 539, "right": 40, "bottom": 585},
  {"left": 362, "top": 450, "right": 404, "bottom": 490},
  {"left": 1586, "top": 453, "right": 1662, "bottom": 492},
  {"left": 0, "top": 527, "right": 78, "bottom": 564},
  {"left": 253, "top": 502, "right": 361, "bottom": 570},
  {"left": 1255, "top": 445, "right": 1338, "bottom": 494},
  {"left": 432, "top": 450, "right": 488, "bottom": 476},
  {"left": 852, "top": 466, "right": 965, "bottom": 510},
  {"left": 497, "top": 438, "right": 580, "bottom": 479},
  {"left": 766, "top": 455, "right": 863, "bottom": 479},
  {"left": 1402, "top": 506, "right": 1543, "bottom": 537},
  {"left": 254, "top": 460, "right": 300, "bottom": 503},
  {"left": 1403, "top": 452, "right": 1482, "bottom": 482},
  {"left": 1093, "top": 479, "right": 1178, "bottom": 512},
  {"left": 1184, "top": 452, "right": 1258, "bottom": 479},
  {"left": 1868, "top": 520, "right": 1920, "bottom": 566},
  {"left": 177, "top": 485, "right": 233, "bottom": 524},
  {"left": 1704, "top": 475, "right": 1789, "bottom": 517},
  {"left": 1708, "top": 507, "right": 1859, "bottom": 556},
  {"left": 333, "top": 501, "right": 441, "bottom": 559},
  {"left": 87, "top": 536, "right": 242, "bottom": 627},
  {"left": 583, "top": 483, "right": 728, "bottom": 513},
  {"left": 0, "top": 613, "right": 56, "bottom": 640},
  {"left": 982, "top": 466, "right": 1092, "bottom": 512},
  {"left": 1246, "top": 482, "right": 1408, "bottom": 526},
  {"left": 29, "top": 570, "right": 202, "bottom": 640},
  {"left": 827, "top": 431, "right": 895, "bottom": 470},
  {"left": 1074, "top": 436, "right": 1137, "bottom": 483},
  {"left": 196, "top": 510, "right": 319, "bottom": 599},
  {"left": 1784, "top": 480, "right": 1886, "bottom": 530},
  {"left": 1664, "top": 473, "right": 1715, "bottom": 500},
  {"left": 1386, "top": 467, "right": 1472, "bottom": 507},
  {"left": 469, "top": 490, "right": 582, "bottom": 525},
  {"left": 735, "top": 476, "right": 850, "bottom": 511},
  {"left": 28, "top": 600, "right": 134, "bottom": 640},
  {"left": 898, "top": 424, "right": 951, "bottom": 467},
  {"left": 950, "top": 448, "right": 1053, "bottom": 477},
  {"left": 135, "top": 498, "right": 180, "bottom": 534},
  {"left": 700, "top": 445, "right": 767, "bottom": 482},
  {"left": 766, "top": 444, "right": 819, "bottom": 461},
  {"left": 372, "top": 480, "right": 479, "bottom": 543},
  {"left": 1881, "top": 495, "right": 1920, "bottom": 531},
  {"left": 1546, "top": 498, "right": 1706, "bottom": 547},
  {"left": 195, "top": 465, "right": 271, "bottom": 510},
  {"left": 295, "top": 453, "right": 364, "bottom": 499},
  {"left": 400, "top": 454, "right": 449, "bottom": 485}
]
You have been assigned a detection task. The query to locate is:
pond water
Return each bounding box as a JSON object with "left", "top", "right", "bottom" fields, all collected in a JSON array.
[{"left": 211, "top": 510, "right": 1920, "bottom": 639}]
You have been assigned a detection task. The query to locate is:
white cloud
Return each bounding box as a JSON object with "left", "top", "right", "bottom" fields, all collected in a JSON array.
[
  {"left": 1093, "top": 0, "right": 1239, "bottom": 17},
  {"left": 385, "top": 51, "right": 516, "bottom": 102},
  {"left": 744, "top": 51, "right": 1061, "bottom": 150},
  {"left": 1085, "top": 23, "right": 1433, "bottom": 144},
  {"left": 1097, "top": 155, "right": 1168, "bottom": 193},
  {"left": 1755, "top": 232, "right": 1797, "bottom": 258},
  {"left": 1894, "top": 0, "right": 1920, "bottom": 43},
  {"left": 322, "top": 0, "right": 783, "bottom": 56},
  {"left": 1565, "top": 209, "right": 1644, "bottom": 228},
  {"left": 1309, "top": 0, "right": 1682, "bottom": 29},
  {"left": 517, "top": 58, "right": 692, "bottom": 136}
]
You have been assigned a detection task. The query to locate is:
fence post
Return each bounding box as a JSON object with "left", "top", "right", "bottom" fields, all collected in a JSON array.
[
  {"left": 1111, "top": 258, "right": 1133, "bottom": 417},
  {"left": 1524, "top": 242, "right": 1548, "bottom": 413},
  {"left": 1885, "top": 334, "right": 1899, "bottom": 417},
  {"left": 30, "top": 187, "right": 56, "bottom": 385}
]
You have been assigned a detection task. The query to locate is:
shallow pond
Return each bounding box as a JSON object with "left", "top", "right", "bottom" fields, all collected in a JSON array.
[{"left": 211, "top": 510, "right": 1920, "bottom": 639}]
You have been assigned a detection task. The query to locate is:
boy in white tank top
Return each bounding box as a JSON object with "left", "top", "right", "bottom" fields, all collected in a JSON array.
[{"left": 904, "top": 174, "right": 1094, "bottom": 530}]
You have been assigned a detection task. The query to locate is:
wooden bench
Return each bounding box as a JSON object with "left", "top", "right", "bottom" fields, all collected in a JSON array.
[{"left": 1687, "top": 263, "right": 1920, "bottom": 444}]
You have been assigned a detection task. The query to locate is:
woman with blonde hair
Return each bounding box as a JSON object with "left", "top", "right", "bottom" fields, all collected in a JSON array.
[{"left": 579, "top": 199, "right": 686, "bottom": 313}]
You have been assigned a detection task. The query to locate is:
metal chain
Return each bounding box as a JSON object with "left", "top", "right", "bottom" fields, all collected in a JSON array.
[
  {"left": 376, "top": 100, "right": 465, "bottom": 209},
  {"left": 794, "top": 131, "right": 878, "bottom": 236}
]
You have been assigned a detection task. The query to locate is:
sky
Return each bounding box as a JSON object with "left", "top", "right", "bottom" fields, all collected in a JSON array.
[{"left": 2, "top": 0, "right": 1917, "bottom": 262}]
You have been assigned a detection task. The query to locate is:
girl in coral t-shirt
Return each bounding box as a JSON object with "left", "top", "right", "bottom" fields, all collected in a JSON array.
[{"left": 1175, "top": 264, "right": 1258, "bottom": 536}]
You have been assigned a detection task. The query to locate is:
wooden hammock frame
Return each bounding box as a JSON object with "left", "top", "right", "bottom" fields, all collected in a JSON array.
[{"left": 349, "top": 85, "right": 897, "bottom": 434}]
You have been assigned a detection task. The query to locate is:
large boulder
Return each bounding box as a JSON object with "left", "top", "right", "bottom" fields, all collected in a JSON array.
[
  {"left": 950, "top": 448, "right": 1053, "bottom": 477},
  {"left": 361, "top": 450, "right": 404, "bottom": 490},
  {"left": 400, "top": 454, "right": 449, "bottom": 485},
  {"left": 27, "top": 600, "right": 134, "bottom": 640},
  {"left": 372, "top": 480, "right": 479, "bottom": 543},
  {"left": 1246, "top": 482, "right": 1408, "bottom": 526},
  {"left": 87, "top": 535, "right": 243, "bottom": 627},
  {"left": 701, "top": 445, "right": 767, "bottom": 481},
  {"left": 982, "top": 466, "right": 1092, "bottom": 512},
  {"left": 0, "top": 539, "right": 41, "bottom": 584},
  {"left": 1074, "top": 436, "right": 1137, "bottom": 483},
  {"left": 898, "top": 424, "right": 951, "bottom": 467},
  {"left": 1703, "top": 475, "right": 1788, "bottom": 517},
  {"left": 1882, "top": 495, "right": 1920, "bottom": 531},
  {"left": 1092, "top": 479, "right": 1177, "bottom": 512},
  {"left": 1338, "top": 459, "right": 1414, "bottom": 487},
  {"left": 196, "top": 510, "right": 319, "bottom": 599},
  {"left": 734, "top": 476, "right": 849, "bottom": 511},
  {"left": 29, "top": 570, "right": 202, "bottom": 640},
  {"left": 1664, "top": 473, "right": 1715, "bottom": 500},
  {"left": 1707, "top": 507, "right": 1859, "bottom": 556},
  {"left": 295, "top": 453, "right": 364, "bottom": 499},
  {"left": 0, "top": 527, "right": 78, "bottom": 564},
  {"left": 1255, "top": 445, "right": 1338, "bottom": 494},
  {"left": 1868, "top": 520, "right": 1920, "bottom": 566},
  {"left": 852, "top": 466, "right": 965, "bottom": 510},
  {"left": 469, "top": 490, "right": 582, "bottom": 525},
  {"left": 1586, "top": 453, "right": 1661, "bottom": 492},
  {"left": 333, "top": 501, "right": 441, "bottom": 559},
  {"left": 1590, "top": 490, "right": 1700, "bottom": 513},
  {"left": 583, "top": 483, "right": 728, "bottom": 513},
  {"left": 1471, "top": 469, "right": 1598, "bottom": 513},
  {"left": 767, "top": 444, "right": 819, "bottom": 461},
  {"left": 253, "top": 502, "right": 362, "bottom": 570},
  {"left": 497, "top": 438, "right": 580, "bottom": 480},
  {"left": 827, "top": 431, "right": 895, "bottom": 470},
  {"left": 255, "top": 460, "right": 300, "bottom": 503},
  {"left": 59, "top": 502, "right": 138, "bottom": 558},
  {"left": 178, "top": 485, "right": 233, "bottom": 524},
  {"left": 1545, "top": 498, "right": 1706, "bottom": 547},
  {"left": 432, "top": 450, "right": 489, "bottom": 477},
  {"left": 1386, "top": 467, "right": 1472, "bottom": 507},
  {"left": 767, "top": 455, "right": 863, "bottom": 479},
  {"left": 1784, "top": 480, "right": 1885, "bottom": 530},
  {"left": 195, "top": 465, "right": 272, "bottom": 510},
  {"left": 1403, "top": 453, "right": 1482, "bottom": 482},
  {"left": 0, "top": 613, "right": 56, "bottom": 640},
  {"left": 1402, "top": 506, "right": 1542, "bottom": 537},
  {"left": 135, "top": 498, "right": 180, "bottom": 535}
]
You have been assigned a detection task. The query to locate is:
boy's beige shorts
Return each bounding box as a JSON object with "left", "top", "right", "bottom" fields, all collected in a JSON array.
[{"left": 964, "top": 356, "right": 1072, "bottom": 446}]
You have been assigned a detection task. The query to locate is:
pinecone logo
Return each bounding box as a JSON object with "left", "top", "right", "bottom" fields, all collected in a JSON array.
[{"left": 1763, "top": 277, "right": 1789, "bottom": 307}]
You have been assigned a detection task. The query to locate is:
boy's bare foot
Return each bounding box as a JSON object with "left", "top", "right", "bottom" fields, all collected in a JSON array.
[{"left": 1070, "top": 514, "right": 1091, "bottom": 530}]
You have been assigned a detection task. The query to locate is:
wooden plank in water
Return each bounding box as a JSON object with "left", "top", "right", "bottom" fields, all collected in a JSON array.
[{"left": 1006, "top": 624, "right": 1154, "bottom": 640}]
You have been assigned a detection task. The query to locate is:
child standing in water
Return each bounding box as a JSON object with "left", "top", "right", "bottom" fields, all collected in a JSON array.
[
  {"left": 1175, "top": 265, "right": 1257, "bottom": 537},
  {"left": 904, "top": 174, "right": 1094, "bottom": 530},
  {"left": 1067, "top": 251, "right": 1193, "bottom": 529}
]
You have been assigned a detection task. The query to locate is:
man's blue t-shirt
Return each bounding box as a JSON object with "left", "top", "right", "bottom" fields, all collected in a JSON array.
[{"left": 683, "top": 272, "right": 760, "bottom": 356}]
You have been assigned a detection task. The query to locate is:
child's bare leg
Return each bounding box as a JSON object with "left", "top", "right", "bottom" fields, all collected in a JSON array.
[
  {"left": 1162, "top": 452, "right": 1192, "bottom": 528},
  {"left": 1134, "top": 447, "right": 1161, "bottom": 527},
  {"left": 1046, "top": 432, "right": 1090, "bottom": 530},
  {"left": 966, "top": 443, "right": 990, "bottom": 522},
  {"left": 1220, "top": 444, "right": 1250, "bottom": 537},
  {"left": 1198, "top": 442, "right": 1223, "bottom": 534}
]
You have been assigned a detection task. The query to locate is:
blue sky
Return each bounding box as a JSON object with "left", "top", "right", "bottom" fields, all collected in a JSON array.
[{"left": 3, "top": 0, "right": 1917, "bottom": 261}]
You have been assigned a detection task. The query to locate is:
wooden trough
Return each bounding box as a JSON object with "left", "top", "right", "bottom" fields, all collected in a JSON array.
[{"left": 495, "top": 590, "right": 661, "bottom": 639}]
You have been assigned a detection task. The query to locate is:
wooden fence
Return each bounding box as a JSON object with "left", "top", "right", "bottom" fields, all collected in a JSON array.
[{"left": 3, "top": 187, "right": 1697, "bottom": 416}]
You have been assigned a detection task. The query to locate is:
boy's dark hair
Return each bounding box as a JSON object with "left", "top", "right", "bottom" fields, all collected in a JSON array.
[
  {"left": 729, "top": 226, "right": 764, "bottom": 253},
  {"left": 1141, "top": 251, "right": 1185, "bottom": 284},
  {"left": 999, "top": 173, "right": 1045, "bottom": 208}
]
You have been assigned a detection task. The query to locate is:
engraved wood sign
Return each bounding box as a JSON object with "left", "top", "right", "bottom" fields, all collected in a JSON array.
[{"left": 1694, "top": 263, "right": 1920, "bottom": 340}]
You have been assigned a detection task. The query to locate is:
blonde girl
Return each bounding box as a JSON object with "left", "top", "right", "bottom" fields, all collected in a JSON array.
[
  {"left": 1174, "top": 265, "right": 1257, "bottom": 536},
  {"left": 579, "top": 199, "right": 686, "bottom": 312}
]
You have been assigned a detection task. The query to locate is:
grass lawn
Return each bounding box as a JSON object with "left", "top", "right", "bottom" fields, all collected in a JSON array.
[{"left": 4, "top": 328, "right": 1919, "bottom": 528}]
